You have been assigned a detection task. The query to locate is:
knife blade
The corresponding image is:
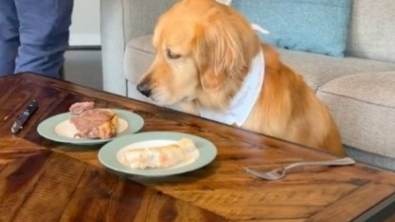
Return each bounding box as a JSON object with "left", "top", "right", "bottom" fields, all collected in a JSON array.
[{"left": 11, "top": 100, "right": 39, "bottom": 134}]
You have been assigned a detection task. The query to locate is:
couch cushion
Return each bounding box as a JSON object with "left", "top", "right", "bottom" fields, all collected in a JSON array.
[
  {"left": 125, "top": 35, "right": 395, "bottom": 92},
  {"left": 124, "top": 35, "right": 155, "bottom": 84},
  {"left": 279, "top": 49, "right": 395, "bottom": 91},
  {"left": 231, "top": 0, "right": 352, "bottom": 57},
  {"left": 317, "top": 72, "right": 395, "bottom": 158},
  {"left": 346, "top": 0, "right": 395, "bottom": 63}
]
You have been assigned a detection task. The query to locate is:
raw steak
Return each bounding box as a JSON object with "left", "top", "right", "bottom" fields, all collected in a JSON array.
[{"left": 69, "top": 102, "right": 118, "bottom": 139}]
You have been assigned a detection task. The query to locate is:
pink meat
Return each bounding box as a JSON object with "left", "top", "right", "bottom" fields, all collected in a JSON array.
[
  {"left": 70, "top": 109, "right": 114, "bottom": 139},
  {"left": 69, "top": 102, "right": 95, "bottom": 115}
]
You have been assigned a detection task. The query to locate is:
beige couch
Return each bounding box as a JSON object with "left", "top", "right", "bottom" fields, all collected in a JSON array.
[{"left": 100, "top": 0, "right": 395, "bottom": 170}]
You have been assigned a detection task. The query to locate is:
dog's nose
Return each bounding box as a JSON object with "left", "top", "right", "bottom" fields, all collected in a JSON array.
[{"left": 137, "top": 82, "right": 151, "bottom": 98}]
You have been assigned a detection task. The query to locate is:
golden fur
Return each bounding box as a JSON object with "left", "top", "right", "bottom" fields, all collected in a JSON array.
[{"left": 137, "top": 0, "right": 346, "bottom": 156}]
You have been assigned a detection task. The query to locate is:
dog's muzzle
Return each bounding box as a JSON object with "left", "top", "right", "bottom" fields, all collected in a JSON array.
[{"left": 137, "top": 80, "right": 151, "bottom": 98}]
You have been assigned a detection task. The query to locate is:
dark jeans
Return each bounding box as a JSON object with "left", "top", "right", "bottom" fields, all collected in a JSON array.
[{"left": 0, "top": 0, "right": 74, "bottom": 78}]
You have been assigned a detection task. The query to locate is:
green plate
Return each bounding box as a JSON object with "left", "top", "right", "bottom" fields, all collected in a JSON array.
[
  {"left": 98, "top": 132, "right": 217, "bottom": 177},
  {"left": 37, "top": 109, "right": 144, "bottom": 145}
]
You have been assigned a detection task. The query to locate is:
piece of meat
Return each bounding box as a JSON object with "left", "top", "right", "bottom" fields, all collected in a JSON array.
[
  {"left": 68, "top": 102, "right": 118, "bottom": 139},
  {"left": 71, "top": 109, "right": 113, "bottom": 128},
  {"left": 69, "top": 102, "right": 95, "bottom": 115}
]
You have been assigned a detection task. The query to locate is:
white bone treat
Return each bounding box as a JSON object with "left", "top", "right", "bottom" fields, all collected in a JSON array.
[{"left": 121, "top": 138, "right": 198, "bottom": 169}]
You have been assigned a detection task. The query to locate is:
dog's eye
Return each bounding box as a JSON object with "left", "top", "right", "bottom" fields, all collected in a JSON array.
[{"left": 167, "top": 49, "right": 181, "bottom": 59}]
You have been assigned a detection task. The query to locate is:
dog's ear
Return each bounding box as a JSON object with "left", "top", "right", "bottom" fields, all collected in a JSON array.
[{"left": 193, "top": 20, "right": 246, "bottom": 92}]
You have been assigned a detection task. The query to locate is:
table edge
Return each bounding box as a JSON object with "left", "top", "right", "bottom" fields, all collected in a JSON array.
[{"left": 353, "top": 192, "right": 395, "bottom": 222}]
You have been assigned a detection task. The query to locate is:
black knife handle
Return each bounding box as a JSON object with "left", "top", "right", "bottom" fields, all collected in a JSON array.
[
  {"left": 17, "top": 100, "right": 39, "bottom": 125},
  {"left": 25, "top": 100, "right": 38, "bottom": 115}
]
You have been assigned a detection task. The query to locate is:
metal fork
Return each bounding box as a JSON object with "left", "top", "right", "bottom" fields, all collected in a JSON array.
[{"left": 244, "top": 157, "right": 356, "bottom": 181}]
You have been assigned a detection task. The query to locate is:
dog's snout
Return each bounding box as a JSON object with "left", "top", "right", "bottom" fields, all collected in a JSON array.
[{"left": 137, "top": 81, "right": 152, "bottom": 98}]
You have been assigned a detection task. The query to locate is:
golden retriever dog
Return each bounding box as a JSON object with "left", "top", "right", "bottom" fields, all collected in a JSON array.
[{"left": 136, "top": 0, "right": 346, "bottom": 156}]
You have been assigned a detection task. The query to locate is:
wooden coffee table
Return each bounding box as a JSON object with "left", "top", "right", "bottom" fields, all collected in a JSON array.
[{"left": 1, "top": 73, "right": 395, "bottom": 222}]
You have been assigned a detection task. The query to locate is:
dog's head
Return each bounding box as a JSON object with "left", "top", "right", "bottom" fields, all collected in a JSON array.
[{"left": 136, "top": 0, "right": 260, "bottom": 106}]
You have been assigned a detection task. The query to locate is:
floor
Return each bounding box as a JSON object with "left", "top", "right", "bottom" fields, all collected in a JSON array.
[{"left": 63, "top": 49, "right": 103, "bottom": 91}]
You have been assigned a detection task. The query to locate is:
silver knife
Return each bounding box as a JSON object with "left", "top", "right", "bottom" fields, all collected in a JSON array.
[{"left": 11, "top": 100, "right": 39, "bottom": 134}]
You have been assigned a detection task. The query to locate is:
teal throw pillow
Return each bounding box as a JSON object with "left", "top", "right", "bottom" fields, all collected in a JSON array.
[{"left": 231, "top": 0, "right": 353, "bottom": 57}]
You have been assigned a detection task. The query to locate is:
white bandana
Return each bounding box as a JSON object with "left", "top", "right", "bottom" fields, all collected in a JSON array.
[{"left": 198, "top": 49, "right": 265, "bottom": 126}]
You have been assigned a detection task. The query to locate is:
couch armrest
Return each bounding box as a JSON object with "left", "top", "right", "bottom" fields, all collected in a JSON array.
[{"left": 100, "top": 0, "right": 178, "bottom": 96}]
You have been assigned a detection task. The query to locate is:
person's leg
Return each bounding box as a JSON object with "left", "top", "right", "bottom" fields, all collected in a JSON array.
[
  {"left": 14, "top": 0, "right": 74, "bottom": 78},
  {"left": 0, "top": 0, "right": 20, "bottom": 77}
]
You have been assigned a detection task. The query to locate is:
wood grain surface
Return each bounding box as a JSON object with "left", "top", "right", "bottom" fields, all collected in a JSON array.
[
  {"left": 0, "top": 148, "right": 227, "bottom": 222},
  {"left": 1, "top": 73, "right": 395, "bottom": 222}
]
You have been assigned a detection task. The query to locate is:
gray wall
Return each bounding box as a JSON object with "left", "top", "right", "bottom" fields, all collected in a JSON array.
[{"left": 69, "top": 0, "right": 101, "bottom": 46}]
